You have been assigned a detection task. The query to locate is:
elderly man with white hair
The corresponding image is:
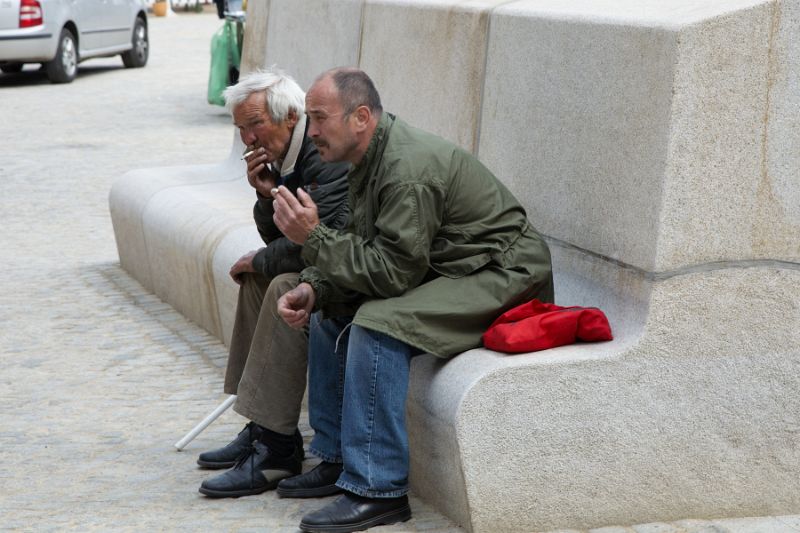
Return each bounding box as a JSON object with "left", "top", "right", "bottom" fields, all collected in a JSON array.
[{"left": 196, "top": 68, "right": 349, "bottom": 499}]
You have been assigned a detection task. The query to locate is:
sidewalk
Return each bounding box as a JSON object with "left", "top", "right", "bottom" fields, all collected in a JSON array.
[{"left": 0, "top": 11, "right": 796, "bottom": 533}]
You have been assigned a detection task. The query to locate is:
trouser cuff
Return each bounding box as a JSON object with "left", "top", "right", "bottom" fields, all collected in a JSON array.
[{"left": 335, "top": 477, "right": 408, "bottom": 498}]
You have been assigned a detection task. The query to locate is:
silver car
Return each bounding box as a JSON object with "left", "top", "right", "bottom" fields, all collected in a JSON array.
[{"left": 0, "top": 0, "right": 148, "bottom": 83}]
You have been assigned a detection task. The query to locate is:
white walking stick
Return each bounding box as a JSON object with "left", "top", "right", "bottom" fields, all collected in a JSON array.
[{"left": 174, "top": 395, "right": 237, "bottom": 451}]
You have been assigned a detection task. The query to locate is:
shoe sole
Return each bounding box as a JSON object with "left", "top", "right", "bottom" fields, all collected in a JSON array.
[
  {"left": 276, "top": 483, "right": 343, "bottom": 499},
  {"left": 199, "top": 469, "right": 296, "bottom": 499},
  {"left": 299, "top": 505, "right": 411, "bottom": 533},
  {"left": 196, "top": 459, "right": 236, "bottom": 470}
]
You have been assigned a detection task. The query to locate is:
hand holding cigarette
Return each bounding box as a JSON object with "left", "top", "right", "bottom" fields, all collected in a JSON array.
[
  {"left": 243, "top": 146, "right": 275, "bottom": 196},
  {"left": 271, "top": 185, "right": 320, "bottom": 245}
]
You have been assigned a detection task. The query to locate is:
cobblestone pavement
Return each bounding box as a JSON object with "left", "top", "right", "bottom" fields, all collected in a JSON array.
[{"left": 0, "top": 11, "right": 797, "bottom": 533}]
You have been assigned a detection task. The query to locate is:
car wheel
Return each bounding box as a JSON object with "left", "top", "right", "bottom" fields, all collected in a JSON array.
[
  {"left": 45, "top": 28, "right": 78, "bottom": 83},
  {"left": 0, "top": 63, "right": 24, "bottom": 73},
  {"left": 121, "top": 17, "right": 148, "bottom": 68}
]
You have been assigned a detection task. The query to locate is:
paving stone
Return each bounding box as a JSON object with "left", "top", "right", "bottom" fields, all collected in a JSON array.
[
  {"left": 633, "top": 523, "right": 686, "bottom": 533},
  {"left": 672, "top": 520, "right": 729, "bottom": 533},
  {"left": 712, "top": 516, "right": 800, "bottom": 533}
]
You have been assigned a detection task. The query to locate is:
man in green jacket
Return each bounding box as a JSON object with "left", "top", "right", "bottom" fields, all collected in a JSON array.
[{"left": 271, "top": 68, "right": 553, "bottom": 533}]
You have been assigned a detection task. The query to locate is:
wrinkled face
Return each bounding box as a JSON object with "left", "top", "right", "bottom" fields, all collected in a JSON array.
[
  {"left": 305, "top": 77, "right": 360, "bottom": 164},
  {"left": 232, "top": 92, "right": 296, "bottom": 164}
]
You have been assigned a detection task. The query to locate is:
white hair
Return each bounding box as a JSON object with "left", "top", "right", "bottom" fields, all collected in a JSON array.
[{"left": 222, "top": 67, "right": 305, "bottom": 122}]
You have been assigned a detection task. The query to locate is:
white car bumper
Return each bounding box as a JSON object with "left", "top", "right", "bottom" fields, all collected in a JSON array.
[{"left": 0, "top": 25, "right": 57, "bottom": 62}]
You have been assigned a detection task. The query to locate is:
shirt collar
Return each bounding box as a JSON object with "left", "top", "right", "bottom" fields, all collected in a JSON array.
[{"left": 271, "top": 113, "right": 307, "bottom": 177}]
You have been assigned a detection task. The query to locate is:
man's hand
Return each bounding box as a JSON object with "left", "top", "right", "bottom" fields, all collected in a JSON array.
[
  {"left": 245, "top": 147, "right": 275, "bottom": 197},
  {"left": 272, "top": 186, "right": 320, "bottom": 244},
  {"left": 277, "top": 282, "right": 316, "bottom": 328},
  {"left": 229, "top": 250, "right": 259, "bottom": 285}
]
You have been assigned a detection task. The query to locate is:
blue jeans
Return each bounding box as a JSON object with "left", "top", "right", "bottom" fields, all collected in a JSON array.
[{"left": 307, "top": 313, "right": 416, "bottom": 498}]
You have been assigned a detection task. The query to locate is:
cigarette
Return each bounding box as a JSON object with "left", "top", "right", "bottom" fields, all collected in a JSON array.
[{"left": 241, "top": 150, "right": 255, "bottom": 160}]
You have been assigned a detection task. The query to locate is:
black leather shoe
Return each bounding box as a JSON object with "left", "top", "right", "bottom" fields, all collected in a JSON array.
[
  {"left": 197, "top": 422, "right": 263, "bottom": 469},
  {"left": 198, "top": 424, "right": 305, "bottom": 469},
  {"left": 277, "top": 461, "right": 344, "bottom": 498},
  {"left": 299, "top": 492, "right": 411, "bottom": 532},
  {"left": 198, "top": 441, "right": 302, "bottom": 498}
]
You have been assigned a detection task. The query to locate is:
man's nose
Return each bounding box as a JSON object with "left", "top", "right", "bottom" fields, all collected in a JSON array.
[
  {"left": 307, "top": 121, "right": 319, "bottom": 138},
  {"left": 240, "top": 129, "right": 256, "bottom": 145}
]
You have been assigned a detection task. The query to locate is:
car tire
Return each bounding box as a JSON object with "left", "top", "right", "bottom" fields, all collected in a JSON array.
[
  {"left": 121, "top": 17, "right": 148, "bottom": 68},
  {"left": 45, "top": 28, "right": 78, "bottom": 83},
  {"left": 0, "top": 63, "right": 24, "bottom": 73}
]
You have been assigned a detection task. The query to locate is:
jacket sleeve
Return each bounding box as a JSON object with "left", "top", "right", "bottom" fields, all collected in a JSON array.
[
  {"left": 312, "top": 174, "right": 350, "bottom": 231},
  {"left": 252, "top": 192, "right": 280, "bottom": 244},
  {"left": 250, "top": 193, "right": 305, "bottom": 278},
  {"left": 300, "top": 180, "right": 444, "bottom": 307},
  {"left": 251, "top": 145, "right": 350, "bottom": 279}
]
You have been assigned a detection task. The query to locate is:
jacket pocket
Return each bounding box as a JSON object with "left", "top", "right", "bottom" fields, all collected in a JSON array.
[{"left": 429, "top": 252, "right": 493, "bottom": 279}]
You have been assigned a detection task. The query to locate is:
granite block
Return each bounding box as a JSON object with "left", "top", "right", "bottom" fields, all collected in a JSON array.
[
  {"left": 479, "top": 0, "right": 798, "bottom": 271},
  {"left": 244, "top": 0, "right": 364, "bottom": 89},
  {"left": 360, "top": 0, "right": 509, "bottom": 152},
  {"left": 139, "top": 178, "right": 254, "bottom": 338},
  {"left": 478, "top": 3, "right": 677, "bottom": 270},
  {"left": 109, "top": 131, "right": 244, "bottom": 292}
]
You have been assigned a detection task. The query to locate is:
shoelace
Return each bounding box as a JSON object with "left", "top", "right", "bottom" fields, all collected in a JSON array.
[
  {"left": 238, "top": 421, "right": 257, "bottom": 441},
  {"left": 230, "top": 422, "right": 261, "bottom": 489},
  {"left": 231, "top": 441, "right": 258, "bottom": 488}
]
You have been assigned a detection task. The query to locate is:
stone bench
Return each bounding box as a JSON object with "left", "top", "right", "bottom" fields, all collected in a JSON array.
[
  {"left": 109, "top": 132, "right": 257, "bottom": 346},
  {"left": 110, "top": 0, "right": 800, "bottom": 531}
]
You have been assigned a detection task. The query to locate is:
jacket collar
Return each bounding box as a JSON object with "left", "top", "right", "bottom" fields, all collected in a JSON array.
[
  {"left": 272, "top": 113, "right": 307, "bottom": 177},
  {"left": 350, "top": 112, "right": 394, "bottom": 193}
]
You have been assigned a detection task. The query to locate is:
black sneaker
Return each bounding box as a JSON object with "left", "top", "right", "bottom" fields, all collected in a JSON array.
[
  {"left": 198, "top": 441, "right": 302, "bottom": 498},
  {"left": 197, "top": 422, "right": 263, "bottom": 469}
]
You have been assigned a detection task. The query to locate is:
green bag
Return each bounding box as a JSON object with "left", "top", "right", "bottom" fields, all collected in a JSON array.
[{"left": 207, "top": 20, "right": 242, "bottom": 106}]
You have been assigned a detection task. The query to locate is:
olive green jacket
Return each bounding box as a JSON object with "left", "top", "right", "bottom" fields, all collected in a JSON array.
[{"left": 300, "top": 113, "right": 553, "bottom": 357}]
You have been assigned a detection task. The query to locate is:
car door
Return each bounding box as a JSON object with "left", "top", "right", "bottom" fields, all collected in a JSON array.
[
  {"left": 98, "top": 0, "right": 132, "bottom": 49},
  {"left": 71, "top": 0, "right": 105, "bottom": 53}
]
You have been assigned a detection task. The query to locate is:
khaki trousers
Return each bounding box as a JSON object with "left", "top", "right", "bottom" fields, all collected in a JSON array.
[{"left": 224, "top": 272, "right": 307, "bottom": 435}]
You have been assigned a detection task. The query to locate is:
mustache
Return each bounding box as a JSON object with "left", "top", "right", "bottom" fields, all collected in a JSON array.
[{"left": 242, "top": 143, "right": 262, "bottom": 155}]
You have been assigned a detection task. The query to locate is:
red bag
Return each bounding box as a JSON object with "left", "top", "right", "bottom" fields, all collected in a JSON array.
[{"left": 482, "top": 299, "right": 613, "bottom": 353}]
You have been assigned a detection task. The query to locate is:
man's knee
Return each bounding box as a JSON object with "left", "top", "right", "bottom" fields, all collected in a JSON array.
[
  {"left": 239, "top": 272, "right": 268, "bottom": 299},
  {"left": 264, "top": 272, "right": 301, "bottom": 305}
]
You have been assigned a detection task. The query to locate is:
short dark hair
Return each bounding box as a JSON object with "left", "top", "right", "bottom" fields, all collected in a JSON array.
[{"left": 328, "top": 67, "right": 383, "bottom": 116}]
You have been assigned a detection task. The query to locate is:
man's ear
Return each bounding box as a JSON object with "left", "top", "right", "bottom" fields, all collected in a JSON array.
[
  {"left": 286, "top": 110, "right": 299, "bottom": 128},
  {"left": 352, "top": 105, "right": 371, "bottom": 131}
]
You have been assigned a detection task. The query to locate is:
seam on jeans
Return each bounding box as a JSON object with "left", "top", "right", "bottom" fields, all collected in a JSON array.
[
  {"left": 335, "top": 318, "right": 351, "bottom": 460},
  {"left": 310, "top": 316, "right": 351, "bottom": 464},
  {"left": 365, "top": 329, "right": 379, "bottom": 487}
]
